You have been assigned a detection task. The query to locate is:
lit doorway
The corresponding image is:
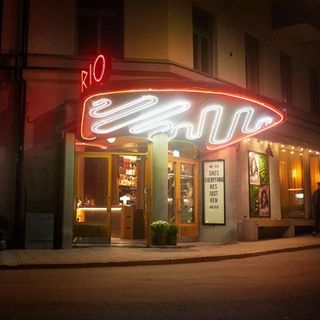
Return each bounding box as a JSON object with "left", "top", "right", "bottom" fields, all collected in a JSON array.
[
  {"left": 73, "top": 152, "right": 147, "bottom": 245},
  {"left": 168, "top": 157, "right": 199, "bottom": 240}
]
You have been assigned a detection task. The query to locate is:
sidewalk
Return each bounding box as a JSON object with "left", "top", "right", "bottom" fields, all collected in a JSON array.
[{"left": 1, "top": 235, "right": 319, "bottom": 269}]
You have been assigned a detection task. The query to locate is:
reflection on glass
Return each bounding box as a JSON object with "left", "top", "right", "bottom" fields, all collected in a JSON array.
[
  {"left": 180, "top": 163, "right": 194, "bottom": 224},
  {"left": 168, "top": 162, "right": 176, "bottom": 222},
  {"left": 75, "top": 157, "right": 108, "bottom": 223},
  {"left": 279, "top": 150, "right": 304, "bottom": 218},
  {"left": 117, "top": 155, "right": 138, "bottom": 206}
]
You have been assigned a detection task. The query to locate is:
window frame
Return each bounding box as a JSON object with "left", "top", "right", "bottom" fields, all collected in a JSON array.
[
  {"left": 245, "top": 33, "right": 260, "bottom": 93},
  {"left": 309, "top": 66, "right": 320, "bottom": 114},
  {"left": 280, "top": 51, "right": 292, "bottom": 105},
  {"left": 192, "top": 7, "right": 215, "bottom": 76},
  {"left": 77, "top": 0, "right": 124, "bottom": 58}
]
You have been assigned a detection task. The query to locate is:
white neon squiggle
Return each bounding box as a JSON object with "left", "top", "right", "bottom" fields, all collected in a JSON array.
[
  {"left": 168, "top": 105, "right": 223, "bottom": 141},
  {"left": 90, "top": 96, "right": 190, "bottom": 135},
  {"left": 129, "top": 101, "right": 191, "bottom": 135},
  {"left": 208, "top": 107, "right": 273, "bottom": 144},
  {"left": 89, "top": 95, "right": 158, "bottom": 119},
  {"left": 168, "top": 105, "right": 273, "bottom": 145},
  {"left": 89, "top": 99, "right": 112, "bottom": 117},
  {"left": 86, "top": 95, "right": 275, "bottom": 146}
]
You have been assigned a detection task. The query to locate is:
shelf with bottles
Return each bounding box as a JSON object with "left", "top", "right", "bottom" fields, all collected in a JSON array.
[
  {"left": 118, "top": 173, "right": 137, "bottom": 187},
  {"left": 118, "top": 185, "right": 136, "bottom": 206}
]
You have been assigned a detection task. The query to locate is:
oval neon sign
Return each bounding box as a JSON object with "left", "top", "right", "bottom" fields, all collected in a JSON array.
[{"left": 80, "top": 88, "right": 286, "bottom": 151}]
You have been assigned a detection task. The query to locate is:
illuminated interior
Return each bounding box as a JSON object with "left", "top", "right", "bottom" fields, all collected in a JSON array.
[
  {"left": 279, "top": 144, "right": 304, "bottom": 218},
  {"left": 74, "top": 150, "right": 145, "bottom": 243}
]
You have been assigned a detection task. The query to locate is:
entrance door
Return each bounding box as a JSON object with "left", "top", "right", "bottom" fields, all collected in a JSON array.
[
  {"left": 168, "top": 158, "right": 199, "bottom": 239},
  {"left": 74, "top": 154, "right": 112, "bottom": 244}
]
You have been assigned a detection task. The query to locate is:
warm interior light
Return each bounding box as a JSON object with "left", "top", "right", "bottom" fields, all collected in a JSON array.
[
  {"left": 107, "top": 137, "right": 116, "bottom": 143},
  {"left": 77, "top": 207, "right": 107, "bottom": 211},
  {"left": 292, "top": 169, "right": 297, "bottom": 178},
  {"left": 173, "top": 149, "right": 180, "bottom": 157}
]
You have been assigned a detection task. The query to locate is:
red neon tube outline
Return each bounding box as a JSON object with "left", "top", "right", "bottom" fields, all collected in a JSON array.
[
  {"left": 80, "top": 88, "right": 286, "bottom": 150},
  {"left": 93, "top": 54, "right": 106, "bottom": 83}
]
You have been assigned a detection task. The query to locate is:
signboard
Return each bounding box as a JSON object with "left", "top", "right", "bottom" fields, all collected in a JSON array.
[
  {"left": 81, "top": 54, "right": 111, "bottom": 93},
  {"left": 80, "top": 88, "right": 286, "bottom": 151},
  {"left": 203, "top": 160, "right": 225, "bottom": 225}
]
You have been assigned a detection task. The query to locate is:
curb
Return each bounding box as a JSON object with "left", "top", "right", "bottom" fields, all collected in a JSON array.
[{"left": 0, "top": 243, "right": 319, "bottom": 270}]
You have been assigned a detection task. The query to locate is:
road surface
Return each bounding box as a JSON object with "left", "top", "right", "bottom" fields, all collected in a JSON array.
[{"left": 0, "top": 249, "right": 320, "bottom": 320}]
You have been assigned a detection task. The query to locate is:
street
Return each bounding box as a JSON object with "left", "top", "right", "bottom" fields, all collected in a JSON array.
[{"left": 0, "top": 249, "right": 320, "bottom": 320}]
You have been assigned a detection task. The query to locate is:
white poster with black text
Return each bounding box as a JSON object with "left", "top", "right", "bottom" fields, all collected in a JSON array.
[{"left": 203, "top": 160, "right": 225, "bottom": 225}]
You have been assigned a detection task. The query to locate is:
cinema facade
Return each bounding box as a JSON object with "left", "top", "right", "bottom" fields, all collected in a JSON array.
[
  {"left": 1, "top": 0, "right": 320, "bottom": 249},
  {"left": 21, "top": 52, "right": 319, "bottom": 249}
]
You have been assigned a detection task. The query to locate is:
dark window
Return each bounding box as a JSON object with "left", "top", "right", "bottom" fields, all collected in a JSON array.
[
  {"left": 78, "top": 0, "right": 123, "bottom": 58},
  {"left": 280, "top": 52, "right": 292, "bottom": 104},
  {"left": 245, "top": 34, "right": 259, "bottom": 92},
  {"left": 309, "top": 66, "right": 319, "bottom": 113},
  {"left": 193, "top": 8, "right": 213, "bottom": 75}
]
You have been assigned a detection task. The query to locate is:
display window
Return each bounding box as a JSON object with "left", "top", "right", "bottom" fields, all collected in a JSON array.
[
  {"left": 248, "top": 151, "right": 270, "bottom": 217},
  {"left": 310, "top": 153, "right": 320, "bottom": 206},
  {"left": 279, "top": 145, "right": 304, "bottom": 218}
]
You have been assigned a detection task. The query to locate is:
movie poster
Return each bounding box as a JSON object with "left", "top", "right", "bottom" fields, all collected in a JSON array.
[
  {"left": 259, "top": 185, "right": 270, "bottom": 217},
  {"left": 249, "top": 152, "right": 260, "bottom": 185}
]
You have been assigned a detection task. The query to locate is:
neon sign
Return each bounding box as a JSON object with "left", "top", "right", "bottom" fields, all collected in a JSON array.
[
  {"left": 81, "top": 55, "right": 110, "bottom": 93},
  {"left": 80, "top": 89, "right": 286, "bottom": 150}
]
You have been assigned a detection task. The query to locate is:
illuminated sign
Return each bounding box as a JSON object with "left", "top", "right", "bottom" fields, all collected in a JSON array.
[
  {"left": 80, "top": 89, "right": 286, "bottom": 150},
  {"left": 81, "top": 55, "right": 111, "bottom": 93},
  {"left": 203, "top": 160, "right": 225, "bottom": 224}
]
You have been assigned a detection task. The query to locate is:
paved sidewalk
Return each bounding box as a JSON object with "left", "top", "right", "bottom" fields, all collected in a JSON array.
[{"left": 0, "top": 235, "right": 319, "bottom": 269}]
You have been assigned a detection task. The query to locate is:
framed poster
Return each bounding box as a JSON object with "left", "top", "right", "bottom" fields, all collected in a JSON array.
[
  {"left": 248, "top": 151, "right": 271, "bottom": 217},
  {"left": 203, "top": 160, "right": 226, "bottom": 225}
]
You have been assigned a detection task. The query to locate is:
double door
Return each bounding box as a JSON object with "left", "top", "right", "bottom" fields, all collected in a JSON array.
[
  {"left": 74, "top": 153, "right": 112, "bottom": 243},
  {"left": 73, "top": 152, "right": 147, "bottom": 244},
  {"left": 168, "top": 158, "right": 199, "bottom": 239}
]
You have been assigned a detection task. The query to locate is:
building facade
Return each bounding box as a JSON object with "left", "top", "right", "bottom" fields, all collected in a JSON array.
[{"left": 1, "top": 0, "right": 320, "bottom": 248}]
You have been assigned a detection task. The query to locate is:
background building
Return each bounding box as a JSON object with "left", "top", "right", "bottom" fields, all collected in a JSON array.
[{"left": 0, "top": 0, "right": 320, "bottom": 248}]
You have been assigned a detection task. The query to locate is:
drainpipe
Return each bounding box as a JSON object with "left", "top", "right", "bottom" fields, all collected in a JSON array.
[{"left": 14, "top": 0, "right": 29, "bottom": 248}]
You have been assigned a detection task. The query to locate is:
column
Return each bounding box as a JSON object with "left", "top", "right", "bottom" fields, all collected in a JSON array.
[
  {"left": 59, "top": 132, "right": 75, "bottom": 248},
  {"left": 152, "top": 133, "right": 168, "bottom": 222}
]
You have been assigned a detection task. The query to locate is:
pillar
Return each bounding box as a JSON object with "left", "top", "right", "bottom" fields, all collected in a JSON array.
[
  {"left": 152, "top": 133, "right": 168, "bottom": 222},
  {"left": 58, "top": 132, "right": 75, "bottom": 248}
]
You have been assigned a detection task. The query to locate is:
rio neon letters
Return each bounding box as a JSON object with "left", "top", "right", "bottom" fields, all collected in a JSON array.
[
  {"left": 81, "top": 55, "right": 110, "bottom": 93},
  {"left": 80, "top": 89, "right": 286, "bottom": 151}
]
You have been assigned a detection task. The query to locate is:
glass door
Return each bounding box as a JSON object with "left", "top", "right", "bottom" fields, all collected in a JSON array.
[
  {"left": 74, "top": 154, "right": 112, "bottom": 244},
  {"left": 168, "top": 158, "right": 199, "bottom": 239}
]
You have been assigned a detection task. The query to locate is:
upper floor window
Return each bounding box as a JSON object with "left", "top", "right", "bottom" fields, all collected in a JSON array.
[
  {"left": 245, "top": 34, "right": 259, "bottom": 92},
  {"left": 78, "top": 0, "right": 123, "bottom": 58},
  {"left": 280, "top": 52, "right": 292, "bottom": 105},
  {"left": 193, "top": 8, "right": 213, "bottom": 75},
  {"left": 309, "top": 66, "right": 319, "bottom": 113}
]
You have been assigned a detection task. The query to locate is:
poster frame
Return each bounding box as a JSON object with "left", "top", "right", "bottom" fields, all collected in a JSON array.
[{"left": 202, "top": 159, "right": 226, "bottom": 225}]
